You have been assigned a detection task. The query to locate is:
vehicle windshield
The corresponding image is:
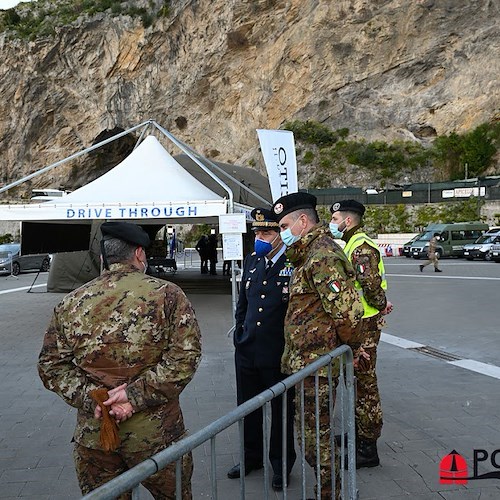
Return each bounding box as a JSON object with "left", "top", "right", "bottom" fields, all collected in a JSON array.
[
  {"left": 0, "top": 243, "right": 20, "bottom": 255},
  {"left": 417, "top": 231, "right": 436, "bottom": 242},
  {"left": 475, "top": 234, "right": 498, "bottom": 244}
]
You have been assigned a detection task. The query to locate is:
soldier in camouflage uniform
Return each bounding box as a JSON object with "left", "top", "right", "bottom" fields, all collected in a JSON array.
[
  {"left": 419, "top": 233, "right": 443, "bottom": 272},
  {"left": 330, "top": 200, "right": 393, "bottom": 469},
  {"left": 272, "top": 193, "right": 364, "bottom": 500},
  {"left": 38, "top": 222, "right": 202, "bottom": 499}
]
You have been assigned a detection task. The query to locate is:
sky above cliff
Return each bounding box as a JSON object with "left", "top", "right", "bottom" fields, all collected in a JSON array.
[{"left": 0, "top": 0, "right": 34, "bottom": 8}]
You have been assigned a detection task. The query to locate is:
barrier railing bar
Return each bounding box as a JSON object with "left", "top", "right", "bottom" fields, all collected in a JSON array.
[
  {"left": 210, "top": 436, "right": 217, "bottom": 499},
  {"left": 300, "top": 379, "right": 306, "bottom": 499},
  {"left": 175, "top": 459, "right": 182, "bottom": 498},
  {"left": 328, "top": 363, "right": 335, "bottom": 500},
  {"left": 314, "top": 372, "right": 321, "bottom": 500},
  {"left": 263, "top": 401, "right": 270, "bottom": 499},
  {"left": 238, "top": 419, "right": 245, "bottom": 499}
]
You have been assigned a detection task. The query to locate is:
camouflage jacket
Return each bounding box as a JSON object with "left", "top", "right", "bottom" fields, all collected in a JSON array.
[
  {"left": 343, "top": 226, "right": 387, "bottom": 313},
  {"left": 428, "top": 236, "right": 438, "bottom": 256},
  {"left": 281, "top": 222, "right": 364, "bottom": 374},
  {"left": 38, "top": 263, "right": 202, "bottom": 452}
]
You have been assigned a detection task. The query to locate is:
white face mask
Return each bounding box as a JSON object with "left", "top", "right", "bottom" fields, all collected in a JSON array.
[
  {"left": 280, "top": 217, "right": 303, "bottom": 247},
  {"left": 329, "top": 218, "right": 348, "bottom": 238}
]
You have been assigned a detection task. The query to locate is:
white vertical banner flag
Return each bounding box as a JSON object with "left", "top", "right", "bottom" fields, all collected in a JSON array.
[{"left": 257, "top": 129, "right": 298, "bottom": 201}]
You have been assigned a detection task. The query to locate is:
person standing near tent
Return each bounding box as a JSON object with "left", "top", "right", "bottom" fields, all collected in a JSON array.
[
  {"left": 272, "top": 192, "right": 364, "bottom": 500},
  {"left": 195, "top": 234, "right": 209, "bottom": 274},
  {"left": 227, "top": 208, "right": 296, "bottom": 491},
  {"left": 38, "top": 222, "right": 202, "bottom": 499},
  {"left": 329, "top": 199, "right": 393, "bottom": 469},
  {"left": 207, "top": 232, "right": 218, "bottom": 275}
]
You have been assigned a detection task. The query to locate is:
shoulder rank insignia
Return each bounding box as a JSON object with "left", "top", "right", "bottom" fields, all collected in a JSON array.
[{"left": 328, "top": 280, "right": 341, "bottom": 293}]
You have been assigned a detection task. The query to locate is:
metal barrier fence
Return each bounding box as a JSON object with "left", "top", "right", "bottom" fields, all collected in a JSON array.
[{"left": 82, "top": 345, "right": 357, "bottom": 500}]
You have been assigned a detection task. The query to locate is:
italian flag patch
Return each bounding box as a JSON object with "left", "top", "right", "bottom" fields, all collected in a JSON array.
[
  {"left": 328, "top": 280, "right": 341, "bottom": 293},
  {"left": 357, "top": 263, "right": 366, "bottom": 274}
]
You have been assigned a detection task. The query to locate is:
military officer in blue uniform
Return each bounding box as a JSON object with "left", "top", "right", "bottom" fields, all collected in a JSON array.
[{"left": 227, "top": 208, "right": 296, "bottom": 491}]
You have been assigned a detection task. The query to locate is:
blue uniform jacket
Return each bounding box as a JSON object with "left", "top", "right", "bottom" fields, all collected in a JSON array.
[{"left": 234, "top": 251, "right": 292, "bottom": 368}]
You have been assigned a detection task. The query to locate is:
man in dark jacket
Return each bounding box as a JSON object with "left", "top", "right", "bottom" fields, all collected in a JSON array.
[{"left": 227, "top": 208, "right": 296, "bottom": 491}]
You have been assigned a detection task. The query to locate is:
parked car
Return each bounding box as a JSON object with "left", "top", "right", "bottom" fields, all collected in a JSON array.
[
  {"left": 0, "top": 243, "right": 51, "bottom": 276},
  {"left": 402, "top": 235, "right": 420, "bottom": 258},
  {"left": 463, "top": 232, "right": 500, "bottom": 261},
  {"left": 491, "top": 243, "right": 500, "bottom": 263}
]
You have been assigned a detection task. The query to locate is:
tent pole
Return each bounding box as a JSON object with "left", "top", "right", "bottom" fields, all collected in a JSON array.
[
  {"left": 151, "top": 121, "right": 234, "bottom": 207},
  {"left": 0, "top": 120, "right": 153, "bottom": 195},
  {"left": 152, "top": 121, "right": 241, "bottom": 325}
]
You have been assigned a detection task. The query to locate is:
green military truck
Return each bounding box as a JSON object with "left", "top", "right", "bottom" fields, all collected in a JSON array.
[{"left": 409, "top": 222, "right": 489, "bottom": 259}]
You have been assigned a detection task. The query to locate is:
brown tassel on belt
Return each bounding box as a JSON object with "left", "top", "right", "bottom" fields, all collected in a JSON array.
[{"left": 90, "top": 388, "right": 121, "bottom": 452}]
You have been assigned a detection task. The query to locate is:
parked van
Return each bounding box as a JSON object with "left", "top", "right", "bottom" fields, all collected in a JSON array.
[{"left": 410, "top": 222, "right": 489, "bottom": 259}]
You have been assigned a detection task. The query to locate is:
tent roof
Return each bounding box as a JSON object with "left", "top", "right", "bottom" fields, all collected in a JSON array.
[
  {"left": 174, "top": 154, "right": 272, "bottom": 209},
  {"left": 68, "top": 136, "right": 223, "bottom": 204},
  {"left": 0, "top": 136, "right": 230, "bottom": 223}
]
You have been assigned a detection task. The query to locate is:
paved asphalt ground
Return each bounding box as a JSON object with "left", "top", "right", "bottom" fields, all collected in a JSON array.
[{"left": 0, "top": 257, "right": 499, "bottom": 499}]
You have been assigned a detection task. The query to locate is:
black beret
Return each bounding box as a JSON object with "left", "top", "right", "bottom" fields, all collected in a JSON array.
[
  {"left": 330, "top": 199, "right": 365, "bottom": 216},
  {"left": 100, "top": 222, "right": 150, "bottom": 247},
  {"left": 250, "top": 207, "right": 279, "bottom": 230},
  {"left": 272, "top": 192, "right": 317, "bottom": 221}
]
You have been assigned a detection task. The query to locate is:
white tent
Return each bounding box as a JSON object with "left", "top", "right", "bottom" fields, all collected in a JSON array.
[
  {"left": 0, "top": 135, "right": 230, "bottom": 224},
  {"left": 0, "top": 121, "right": 272, "bottom": 314}
]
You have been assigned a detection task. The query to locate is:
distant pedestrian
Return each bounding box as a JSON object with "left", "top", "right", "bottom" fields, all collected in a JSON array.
[
  {"left": 38, "top": 222, "right": 202, "bottom": 498},
  {"left": 195, "top": 234, "right": 209, "bottom": 274},
  {"left": 419, "top": 233, "right": 443, "bottom": 272}
]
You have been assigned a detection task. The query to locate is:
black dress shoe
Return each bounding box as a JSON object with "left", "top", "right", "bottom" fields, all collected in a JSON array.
[
  {"left": 272, "top": 473, "right": 290, "bottom": 491},
  {"left": 227, "top": 462, "right": 263, "bottom": 479}
]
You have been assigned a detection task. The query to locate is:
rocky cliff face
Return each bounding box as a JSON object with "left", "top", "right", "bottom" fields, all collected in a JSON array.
[{"left": 0, "top": 0, "right": 498, "bottom": 197}]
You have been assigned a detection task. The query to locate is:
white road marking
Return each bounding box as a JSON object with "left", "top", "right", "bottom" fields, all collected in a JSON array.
[
  {"left": 0, "top": 283, "right": 47, "bottom": 295},
  {"left": 381, "top": 332, "right": 500, "bottom": 380},
  {"left": 381, "top": 332, "right": 424, "bottom": 349},
  {"left": 448, "top": 359, "right": 500, "bottom": 380}
]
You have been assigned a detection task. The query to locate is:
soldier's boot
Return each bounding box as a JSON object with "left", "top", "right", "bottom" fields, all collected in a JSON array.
[
  {"left": 356, "top": 439, "right": 380, "bottom": 469},
  {"left": 435, "top": 268, "right": 442, "bottom": 272}
]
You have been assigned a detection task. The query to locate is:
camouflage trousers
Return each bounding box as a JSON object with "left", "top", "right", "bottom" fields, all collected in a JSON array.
[
  {"left": 356, "top": 315, "right": 383, "bottom": 441},
  {"left": 74, "top": 442, "right": 193, "bottom": 499},
  {"left": 421, "top": 252, "right": 439, "bottom": 269},
  {"left": 300, "top": 376, "right": 341, "bottom": 500}
]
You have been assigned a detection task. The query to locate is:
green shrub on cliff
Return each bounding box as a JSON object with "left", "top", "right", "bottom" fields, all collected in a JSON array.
[
  {"left": 285, "top": 119, "right": 498, "bottom": 186},
  {"left": 0, "top": 0, "right": 171, "bottom": 39}
]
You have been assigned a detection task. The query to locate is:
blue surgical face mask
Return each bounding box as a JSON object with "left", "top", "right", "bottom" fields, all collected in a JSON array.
[
  {"left": 254, "top": 233, "right": 280, "bottom": 257},
  {"left": 329, "top": 218, "right": 348, "bottom": 239},
  {"left": 254, "top": 238, "right": 273, "bottom": 257},
  {"left": 281, "top": 218, "right": 303, "bottom": 247}
]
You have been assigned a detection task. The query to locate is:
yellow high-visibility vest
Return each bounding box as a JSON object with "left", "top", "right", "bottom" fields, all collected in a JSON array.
[{"left": 343, "top": 232, "right": 387, "bottom": 318}]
